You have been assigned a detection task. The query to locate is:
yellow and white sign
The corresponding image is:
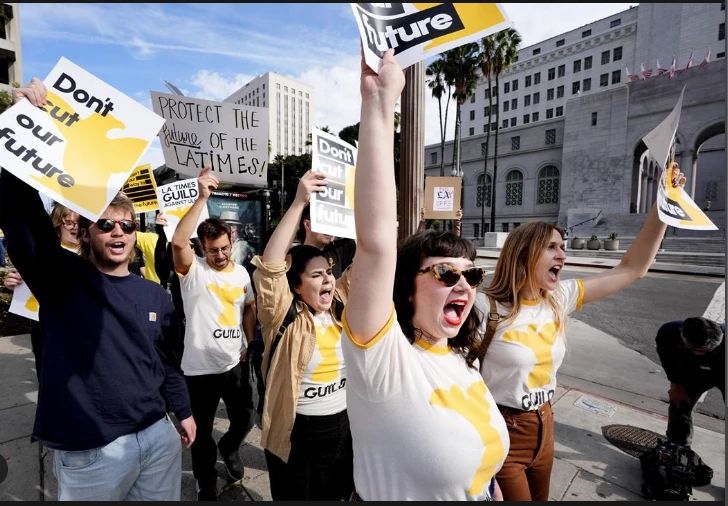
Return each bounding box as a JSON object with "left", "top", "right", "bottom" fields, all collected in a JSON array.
[
  {"left": 0, "top": 57, "right": 166, "bottom": 221},
  {"left": 122, "top": 164, "right": 159, "bottom": 213},
  {"left": 8, "top": 282, "right": 39, "bottom": 322},
  {"left": 351, "top": 3, "right": 513, "bottom": 72},
  {"left": 156, "top": 179, "right": 210, "bottom": 241},
  {"left": 310, "top": 129, "right": 356, "bottom": 240},
  {"left": 643, "top": 86, "right": 717, "bottom": 230}
]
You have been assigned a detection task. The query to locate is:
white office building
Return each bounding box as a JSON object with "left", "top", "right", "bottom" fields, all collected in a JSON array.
[{"left": 0, "top": 3, "right": 22, "bottom": 93}]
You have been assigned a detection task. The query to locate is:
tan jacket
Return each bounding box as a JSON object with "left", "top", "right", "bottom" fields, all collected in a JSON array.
[{"left": 250, "top": 255, "right": 350, "bottom": 462}]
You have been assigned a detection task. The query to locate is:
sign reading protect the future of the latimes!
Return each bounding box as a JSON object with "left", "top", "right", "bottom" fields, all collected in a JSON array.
[{"left": 0, "top": 57, "right": 166, "bottom": 221}]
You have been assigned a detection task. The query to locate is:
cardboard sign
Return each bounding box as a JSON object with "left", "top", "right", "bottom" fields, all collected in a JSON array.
[
  {"left": 156, "top": 179, "right": 210, "bottom": 241},
  {"left": 351, "top": 3, "right": 513, "bottom": 72},
  {"left": 0, "top": 57, "right": 165, "bottom": 221},
  {"left": 122, "top": 164, "right": 159, "bottom": 212},
  {"left": 9, "top": 282, "right": 39, "bottom": 322},
  {"left": 310, "top": 129, "right": 357, "bottom": 240},
  {"left": 642, "top": 86, "right": 717, "bottom": 230},
  {"left": 424, "top": 176, "right": 461, "bottom": 219},
  {"left": 150, "top": 91, "right": 269, "bottom": 187}
]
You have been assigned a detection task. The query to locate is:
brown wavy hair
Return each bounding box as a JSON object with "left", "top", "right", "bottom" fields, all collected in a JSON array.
[
  {"left": 77, "top": 192, "right": 137, "bottom": 263},
  {"left": 393, "top": 230, "right": 482, "bottom": 369},
  {"left": 50, "top": 203, "right": 79, "bottom": 238}
]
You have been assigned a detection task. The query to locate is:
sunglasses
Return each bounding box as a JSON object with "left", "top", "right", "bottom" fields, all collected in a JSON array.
[
  {"left": 94, "top": 219, "right": 137, "bottom": 234},
  {"left": 417, "top": 263, "right": 486, "bottom": 288}
]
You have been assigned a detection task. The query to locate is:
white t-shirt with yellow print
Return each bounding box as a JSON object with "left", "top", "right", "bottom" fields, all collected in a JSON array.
[
  {"left": 296, "top": 311, "right": 347, "bottom": 416},
  {"left": 479, "top": 279, "right": 584, "bottom": 411},
  {"left": 341, "top": 307, "right": 509, "bottom": 501},
  {"left": 179, "top": 257, "right": 254, "bottom": 376}
]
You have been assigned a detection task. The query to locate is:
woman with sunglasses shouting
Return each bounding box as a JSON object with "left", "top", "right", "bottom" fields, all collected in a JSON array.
[
  {"left": 340, "top": 49, "right": 509, "bottom": 501},
  {"left": 478, "top": 162, "right": 688, "bottom": 501}
]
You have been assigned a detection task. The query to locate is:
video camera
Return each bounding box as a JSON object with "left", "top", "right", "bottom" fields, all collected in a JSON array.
[{"left": 639, "top": 438, "right": 713, "bottom": 501}]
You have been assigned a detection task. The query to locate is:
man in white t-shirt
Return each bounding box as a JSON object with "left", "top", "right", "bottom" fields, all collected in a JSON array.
[{"left": 172, "top": 167, "right": 257, "bottom": 501}]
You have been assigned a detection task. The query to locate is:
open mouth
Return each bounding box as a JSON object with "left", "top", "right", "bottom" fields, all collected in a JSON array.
[
  {"left": 443, "top": 299, "right": 467, "bottom": 326},
  {"left": 108, "top": 241, "right": 126, "bottom": 255},
  {"left": 548, "top": 265, "right": 562, "bottom": 282},
  {"left": 319, "top": 288, "right": 333, "bottom": 305}
]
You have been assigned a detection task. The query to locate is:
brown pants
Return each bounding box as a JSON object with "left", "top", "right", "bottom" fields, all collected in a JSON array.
[{"left": 496, "top": 402, "right": 554, "bottom": 501}]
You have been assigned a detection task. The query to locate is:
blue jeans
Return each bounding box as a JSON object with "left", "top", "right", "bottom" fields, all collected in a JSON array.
[
  {"left": 53, "top": 415, "right": 181, "bottom": 501},
  {"left": 0, "top": 237, "right": 6, "bottom": 267}
]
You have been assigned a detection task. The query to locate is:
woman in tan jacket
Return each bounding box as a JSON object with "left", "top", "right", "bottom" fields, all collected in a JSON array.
[{"left": 250, "top": 170, "right": 353, "bottom": 501}]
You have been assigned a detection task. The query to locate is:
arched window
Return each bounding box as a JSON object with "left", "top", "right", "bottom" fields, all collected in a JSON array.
[
  {"left": 537, "top": 165, "right": 560, "bottom": 204},
  {"left": 476, "top": 173, "right": 492, "bottom": 207},
  {"left": 505, "top": 170, "right": 523, "bottom": 206}
]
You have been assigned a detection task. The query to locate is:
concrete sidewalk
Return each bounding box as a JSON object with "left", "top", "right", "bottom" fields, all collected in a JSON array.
[{"left": 0, "top": 332, "right": 724, "bottom": 502}]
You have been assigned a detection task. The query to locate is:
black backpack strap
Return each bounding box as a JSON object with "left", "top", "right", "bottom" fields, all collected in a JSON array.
[
  {"left": 264, "top": 298, "right": 299, "bottom": 384},
  {"left": 477, "top": 294, "right": 501, "bottom": 362}
]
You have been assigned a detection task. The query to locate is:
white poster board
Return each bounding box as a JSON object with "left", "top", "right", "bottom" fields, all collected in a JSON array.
[
  {"left": 310, "top": 129, "right": 357, "bottom": 240},
  {"left": 150, "top": 91, "right": 269, "bottom": 187},
  {"left": 9, "top": 282, "right": 39, "bottom": 321},
  {"left": 0, "top": 57, "right": 165, "bottom": 221},
  {"left": 156, "top": 179, "right": 210, "bottom": 241},
  {"left": 433, "top": 186, "right": 455, "bottom": 212}
]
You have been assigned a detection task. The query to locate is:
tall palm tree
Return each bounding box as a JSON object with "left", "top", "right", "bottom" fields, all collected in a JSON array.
[
  {"left": 478, "top": 35, "right": 497, "bottom": 237},
  {"left": 489, "top": 28, "right": 522, "bottom": 232},
  {"left": 426, "top": 58, "right": 452, "bottom": 177},
  {"left": 443, "top": 43, "right": 480, "bottom": 179}
]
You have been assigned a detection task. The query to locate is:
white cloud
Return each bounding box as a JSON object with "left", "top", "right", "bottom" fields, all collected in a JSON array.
[
  {"left": 137, "top": 139, "right": 166, "bottom": 171},
  {"left": 190, "top": 70, "right": 258, "bottom": 101}
]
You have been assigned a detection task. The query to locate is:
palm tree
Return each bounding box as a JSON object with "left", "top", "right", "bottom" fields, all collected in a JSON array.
[
  {"left": 478, "top": 35, "right": 497, "bottom": 238},
  {"left": 443, "top": 43, "right": 480, "bottom": 179},
  {"left": 489, "top": 28, "right": 522, "bottom": 232},
  {"left": 426, "top": 58, "right": 452, "bottom": 177}
]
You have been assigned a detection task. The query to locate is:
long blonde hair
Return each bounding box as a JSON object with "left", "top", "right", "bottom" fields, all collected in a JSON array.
[{"left": 484, "top": 222, "right": 565, "bottom": 331}]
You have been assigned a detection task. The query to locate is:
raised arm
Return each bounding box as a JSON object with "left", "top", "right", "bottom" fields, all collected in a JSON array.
[
  {"left": 171, "top": 166, "right": 217, "bottom": 276},
  {"left": 454, "top": 209, "right": 462, "bottom": 238},
  {"left": 346, "top": 49, "right": 405, "bottom": 344},
  {"left": 153, "top": 213, "right": 171, "bottom": 286},
  {"left": 581, "top": 163, "right": 686, "bottom": 305}
]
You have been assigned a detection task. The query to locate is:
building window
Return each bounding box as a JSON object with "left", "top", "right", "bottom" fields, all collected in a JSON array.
[
  {"left": 613, "top": 46, "right": 623, "bottom": 61},
  {"left": 483, "top": 124, "right": 489, "bottom": 133},
  {"left": 533, "top": 48, "right": 541, "bottom": 56},
  {"left": 573, "top": 60, "right": 582, "bottom": 73},
  {"left": 537, "top": 165, "right": 560, "bottom": 204},
  {"left": 591, "top": 112, "right": 598, "bottom": 126},
  {"left": 502, "top": 223, "right": 510, "bottom": 232},
  {"left": 556, "top": 86, "right": 564, "bottom": 98},
  {"left": 492, "top": 86, "right": 498, "bottom": 97},
  {"left": 512, "top": 79, "right": 519, "bottom": 91},
  {"left": 532, "top": 111, "right": 539, "bottom": 122},
  {"left": 523, "top": 114, "right": 530, "bottom": 124},
  {"left": 534, "top": 72, "right": 541, "bottom": 85},
  {"left": 548, "top": 68, "right": 555, "bottom": 80},
  {"left": 505, "top": 170, "right": 524, "bottom": 206},
  {"left": 524, "top": 95, "right": 531, "bottom": 106},
  {"left": 720, "top": 23, "right": 725, "bottom": 41},
  {"left": 473, "top": 224, "right": 480, "bottom": 238},
  {"left": 431, "top": 152, "right": 437, "bottom": 165},
  {"left": 485, "top": 88, "right": 491, "bottom": 100},
  {"left": 481, "top": 143, "right": 487, "bottom": 156},
  {"left": 601, "top": 50, "right": 610, "bottom": 65},
  {"left": 503, "top": 101, "right": 510, "bottom": 112},
  {"left": 511, "top": 136, "right": 521, "bottom": 150},
  {"left": 469, "top": 127, "right": 475, "bottom": 136},
  {"left": 722, "top": 2, "right": 725, "bottom": 11},
  {"left": 477, "top": 173, "right": 492, "bottom": 208},
  {"left": 584, "top": 56, "right": 593, "bottom": 70},
  {"left": 572, "top": 81, "right": 580, "bottom": 94},
  {"left": 491, "top": 122, "right": 497, "bottom": 131},
  {"left": 557, "top": 65, "right": 565, "bottom": 78},
  {"left": 511, "top": 98, "right": 517, "bottom": 109},
  {"left": 610, "top": 18, "right": 621, "bottom": 28},
  {"left": 284, "top": 86, "right": 288, "bottom": 92},
  {"left": 470, "top": 94, "right": 476, "bottom": 103},
  {"left": 556, "top": 106, "right": 564, "bottom": 117},
  {"left": 504, "top": 82, "right": 510, "bottom": 94},
  {"left": 583, "top": 78, "right": 592, "bottom": 92},
  {"left": 705, "top": 181, "right": 719, "bottom": 200},
  {"left": 600, "top": 73, "right": 609, "bottom": 87},
  {"left": 547, "top": 88, "right": 554, "bottom": 100},
  {"left": 291, "top": 88, "right": 295, "bottom": 94},
  {"left": 533, "top": 92, "right": 540, "bottom": 105},
  {"left": 276, "top": 83, "right": 280, "bottom": 89},
  {"left": 546, "top": 108, "right": 554, "bottom": 119},
  {"left": 582, "top": 29, "right": 592, "bottom": 38},
  {"left": 525, "top": 75, "right": 532, "bottom": 87},
  {"left": 484, "top": 106, "right": 490, "bottom": 117},
  {"left": 556, "top": 39, "right": 565, "bottom": 47},
  {"left": 545, "top": 128, "right": 556, "bottom": 144},
  {"left": 612, "top": 69, "right": 621, "bottom": 84},
  {"left": 470, "top": 110, "right": 475, "bottom": 120},
  {"left": 510, "top": 117, "right": 517, "bottom": 127},
  {"left": 718, "top": 52, "right": 726, "bottom": 58},
  {"left": 503, "top": 119, "right": 509, "bottom": 129}
]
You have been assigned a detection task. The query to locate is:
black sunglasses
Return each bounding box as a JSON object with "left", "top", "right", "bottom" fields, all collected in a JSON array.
[
  {"left": 94, "top": 218, "right": 137, "bottom": 234},
  {"left": 417, "top": 263, "right": 486, "bottom": 288}
]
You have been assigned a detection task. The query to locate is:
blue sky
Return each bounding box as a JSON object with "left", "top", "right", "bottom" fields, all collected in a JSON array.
[{"left": 18, "top": 3, "right": 636, "bottom": 169}]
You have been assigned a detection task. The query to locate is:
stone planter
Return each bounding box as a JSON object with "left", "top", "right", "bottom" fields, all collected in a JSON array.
[
  {"left": 587, "top": 239, "right": 601, "bottom": 250},
  {"left": 603, "top": 239, "right": 619, "bottom": 251},
  {"left": 570, "top": 238, "right": 585, "bottom": 250}
]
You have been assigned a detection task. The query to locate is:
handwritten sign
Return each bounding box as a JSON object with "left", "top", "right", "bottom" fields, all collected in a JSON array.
[
  {"left": 9, "top": 282, "right": 39, "bottom": 321},
  {"left": 156, "top": 179, "right": 209, "bottom": 241},
  {"left": 352, "top": 3, "right": 513, "bottom": 72},
  {"left": 150, "top": 91, "right": 269, "bottom": 187},
  {"left": 642, "top": 86, "right": 717, "bottom": 230},
  {"left": 0, "top": 57, "right": 165, "bottom": 220},
  {"left": 424, "top": 176, "right": 461, "bottom": 219},
  {"left": 122, "top": 164, "right": 159, "bottom": 212},
  {"left": 310, "top": 129, "right": 357, "bottom": 240}
]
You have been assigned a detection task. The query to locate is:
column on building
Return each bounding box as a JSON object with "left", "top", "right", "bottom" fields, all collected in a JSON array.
[{"left": 398, "top": 61, "right": 425, "bottom": 240}]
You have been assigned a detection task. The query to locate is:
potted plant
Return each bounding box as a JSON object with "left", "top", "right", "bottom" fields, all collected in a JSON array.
[
  {"left": 570, "top": 236, "right": 585, "bottom": 249},
  {"left": 604, "top": 232, "right": 619, "bottom": 251},
  {"left": 587, "top": 235, "right": 601, "bottom": 250}
]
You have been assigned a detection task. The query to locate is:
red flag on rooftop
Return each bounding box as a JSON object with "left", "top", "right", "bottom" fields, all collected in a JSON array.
[
  {"left": 668, "top": 55, "right": 677, "bottom": 79},
  {"left": 625, "top": 66, "right": 640, "bottom": 82},
  {"left": 684, "top": 51, "right": 693, "bottom": 71},
  {"left": 641, "top": 63, "right": 653, "bottom": 79},
  {"left": 699, "top": 46, "right": 711, "bottom": 69},
  {"left": 656, "top": 59, "right": 668, "bottom": 75}
]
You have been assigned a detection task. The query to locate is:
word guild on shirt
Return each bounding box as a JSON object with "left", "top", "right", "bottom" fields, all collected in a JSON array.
[
  {"left": 213, "top": 328, "right": 242, "bottom": 339},
  {"left": 521, "top": 389, "right": 554, "bottom": 410},
  {"left": 304, "top": 378, "right": 346, "bottom": 399}
]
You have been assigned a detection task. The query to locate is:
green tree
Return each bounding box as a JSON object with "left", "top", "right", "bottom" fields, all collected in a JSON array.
[
  {"left": 426, "top": 58, "right": 453, "bottom": 177},
  {"left": 267, "top": 153, "right": 312, "bottom": 221},
  {"left": 338, "top": 123, "right": 359, "bottom": 147},
  {"left": 478, "top": 34, "right": 497, "bottom": 237},
  {"left": 0, "top": 82, "right": 19, "bottom": 115}
]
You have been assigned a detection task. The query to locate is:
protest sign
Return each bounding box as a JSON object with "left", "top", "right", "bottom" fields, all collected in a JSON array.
[
  {"left": 310, "top": 129, "right": 357, "bottom": 240},
  {"left": 150, "top": 91, "right": 269, "bottom": 187},
  {"left": 9, "top": 282, "right": 39, "bottom": 322},
  {"left": 156, "top": 179, "right": 210, "bottom": 241},
  {"left": 351, "top": 3, "right": 513, "bottom": 72},
  {"left": 642, "top": 86, "right": 717, "bottom": 230},
  {"left": 122, "top": 164, "right": 159, "bottom": 213},
  {"left": 424, "top": 177, "right": 461, "bottom": 219},
  {"left": 0, "top": 57, "right": 165, "bottom": 221}
]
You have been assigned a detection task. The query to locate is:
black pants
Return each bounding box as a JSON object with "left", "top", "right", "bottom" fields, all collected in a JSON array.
[
  {"left": 247, "top": 336, "right": 265, "bottom": 414},
  {"left": 185, "top": 361, "right": 256, "bottom": 488},
  {"left": 30, "top": 320, "right": 42, "bottom": 381},
  {"left": 264, "top": 409, "right": 354, "bottom": 501},
  {"left": 667, "top": 376, "right": 725, "bottom": 446}
]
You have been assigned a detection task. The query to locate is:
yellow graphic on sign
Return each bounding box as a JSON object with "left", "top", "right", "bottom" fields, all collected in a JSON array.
[
  {"left": 24, "top": 294, "right": 39, "bottom": 313},
  {"left": 413, "top": 3, "right": 507, "bottom": 50},
  {"left": 345, "top": 166, "right": 356, "bottom": 208},
  {"left": 663, "top": 156, "right": 715, "bottom": 228},
  {"left": 29, "top": 92, "right": 148, "bottom": 216},
  {"left": 502, "top": 322, "right": 559, "bottom": 388},
  {"left": 208, "top": 284, "right": 245, "bottom": 326},
  {"left": 123, "top": 164, "right": 159, "bottom": 213},
  {"left": 430, "top": 381, "right": 505, "bottom": 497},
  {"left": 311, "top": 322, "right": 342, "bottom": 383},
  {"left": 166, "top": 205, "right": 192, "bottom": 220}
]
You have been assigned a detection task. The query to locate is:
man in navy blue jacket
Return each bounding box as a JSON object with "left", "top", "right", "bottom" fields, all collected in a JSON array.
[{"left": 0, "top": 78, "right": 196, "bottom": 500}]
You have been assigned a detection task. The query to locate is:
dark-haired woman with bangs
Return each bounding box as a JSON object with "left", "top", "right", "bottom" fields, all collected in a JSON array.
[{"left": 250, "top": 170, "right": 353, "bottom": 501}]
